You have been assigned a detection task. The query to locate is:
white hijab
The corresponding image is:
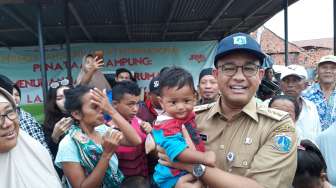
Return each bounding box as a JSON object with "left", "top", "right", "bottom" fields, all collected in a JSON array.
[{"left": 0, "top": 129, "right": 62, "bottom": 188}]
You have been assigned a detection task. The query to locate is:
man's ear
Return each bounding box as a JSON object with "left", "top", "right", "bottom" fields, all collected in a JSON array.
[
  {"left": 71, "top": 110, "right": 82, "bottom": 121},
  {"left": 193, "top": 92, "right": 198, "bottom": 103},
  {"left": 258, "top": 69, "right": 265, "bottom": 80},
  {"left": 197, "top": 84, "right": 201, "bottom": 94},
  {"left": 320, "top": 172, "right": 328, "bottom": 182},
  {"left": 304, "top": 80, "right": 309, "bottom": 89},
  {"left": 280, "top": 80, "right": 285, "bottom": 89}
]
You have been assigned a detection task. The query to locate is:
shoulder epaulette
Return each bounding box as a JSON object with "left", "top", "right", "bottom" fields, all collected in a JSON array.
[
  {"left": 194, "top": 102, "right": 215, "bottom": 113},
  {"left": 257, "top": 106, "right": 289, "bottom": 121}
]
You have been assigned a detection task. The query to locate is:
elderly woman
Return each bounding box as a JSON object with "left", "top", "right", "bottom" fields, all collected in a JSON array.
[
  {"left": 55, "top": 85, "right": 141, "bottom": 188},
  {"left": 0, "top": 87, "right": 62, "bottom": 188}
]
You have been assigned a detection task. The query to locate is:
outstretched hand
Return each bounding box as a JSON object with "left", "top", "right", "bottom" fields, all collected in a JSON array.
[{"left": 84, "top": 56, "right": 104, "bottom": 73}]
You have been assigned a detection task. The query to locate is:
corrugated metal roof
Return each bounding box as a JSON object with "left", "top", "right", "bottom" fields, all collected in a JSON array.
[{"left": 0, "top": 0, "right": 299, "bottom": 47}]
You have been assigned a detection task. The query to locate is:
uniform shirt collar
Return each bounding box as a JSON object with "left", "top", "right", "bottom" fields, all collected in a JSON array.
[
  {"left": 242, "top": 97, "right": 259, "bottom": 122},
  {"left": 207, "top": 97, "right": 223, "bottom": 120},
  {"left": 207, "top": 96, "right": 259, "bottom": 122}
]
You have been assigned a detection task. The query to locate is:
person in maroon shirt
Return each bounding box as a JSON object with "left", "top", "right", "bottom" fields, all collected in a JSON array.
[
  {"left": 137, "top": 76, "right": 162, "bottom": 124},
  {"left": 111, "top": 81, "right": 152, "bottom": 188}
]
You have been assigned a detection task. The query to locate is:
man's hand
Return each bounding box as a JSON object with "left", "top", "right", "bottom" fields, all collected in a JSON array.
[
  {"left": 203, "top": 151, "right": 216, "bottom": 167},
  {"left": 175, "top": 174, "right": 204, "bottom": 188}
]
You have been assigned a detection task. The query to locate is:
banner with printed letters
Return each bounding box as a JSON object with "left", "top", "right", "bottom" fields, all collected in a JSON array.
[{"left": 0, "top": 41, "right": 217, "bottom": 104}]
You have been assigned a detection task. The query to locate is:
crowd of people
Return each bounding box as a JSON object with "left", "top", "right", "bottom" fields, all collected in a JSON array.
[{"left": 0, "top": 32, "right": 335, "bottom": 188}]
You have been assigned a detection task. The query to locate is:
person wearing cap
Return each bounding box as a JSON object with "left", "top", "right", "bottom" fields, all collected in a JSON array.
[
  {"left": 316, "top": 121, "right": 336, "bottom": 186},
  {"left": 303, "top": 55, "right": 336, "bottom": 131},
  {"left": 197, "top": 68, "right": 219, "bottom": 105},
  {"left": 279, "top": 65, "right": 321, "bottom": 142},
  {"left": 163, "top": 33, "right": 296, "bottom": 188},
  {"left": 137, "top": 76, "right": 162, "bottom": 124},
  {"left": 136, "top": 76, "right": 162, "bottom": 185},
  {"left": 0, "top": 87, "right": 62, "bottom": 188}
]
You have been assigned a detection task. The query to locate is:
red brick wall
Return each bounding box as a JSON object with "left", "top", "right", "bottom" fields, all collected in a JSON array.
[
  {"left": 252, "top": 28, "right": 333, "bottom": 68},
  {"left": 303, "top": 48, "right": 333, "bottom": 67},
  {"left": 257, "top": 30, "right": 302, "bottom": 54}
]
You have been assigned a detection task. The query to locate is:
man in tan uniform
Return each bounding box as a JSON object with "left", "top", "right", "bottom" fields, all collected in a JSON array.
[{"left": 194, "top": 33, "right": 297, "bottom": 188}]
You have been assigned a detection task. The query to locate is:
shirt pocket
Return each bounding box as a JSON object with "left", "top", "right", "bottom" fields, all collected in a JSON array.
[
  {"left": 232, "top": 152, "right": 254, "bottom": 168},
  {"left": 230, "top": 152, "right": 254, "bottom": 175}
]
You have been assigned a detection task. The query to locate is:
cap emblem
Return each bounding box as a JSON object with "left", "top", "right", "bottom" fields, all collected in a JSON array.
[{"left": 233, "top": 36, "right": 247, "bottom": 45}]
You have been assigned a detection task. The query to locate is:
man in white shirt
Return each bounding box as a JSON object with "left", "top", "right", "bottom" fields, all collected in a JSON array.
[
  {"left": 280, "top": 65, "right": 321, "bottom": 142},
  {"left": 316, "top": 123, "right": 336, "bottom": 186}
]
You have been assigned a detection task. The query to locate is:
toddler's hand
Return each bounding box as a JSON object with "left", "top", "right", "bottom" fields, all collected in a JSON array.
[{"left": 140, "top": 121, "right": 152, "bottom": 134}]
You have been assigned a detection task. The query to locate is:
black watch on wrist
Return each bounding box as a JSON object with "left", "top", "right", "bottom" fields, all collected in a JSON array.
[{"left": 192, "top": 164, "right": 206, "bottom": 178}]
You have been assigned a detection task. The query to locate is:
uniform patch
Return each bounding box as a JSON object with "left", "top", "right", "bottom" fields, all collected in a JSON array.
[
  {"left": 257, "top": 107, "right": 289, "bottom": 121},
  {"left": 274, "top": 124, "right": 295, "bottom": 133},
  {"left": 273, "top": 134, "right": 292, "bottom": 153},
  {"left": 194, "top": 102, "right": 215, "bottom": 113}
]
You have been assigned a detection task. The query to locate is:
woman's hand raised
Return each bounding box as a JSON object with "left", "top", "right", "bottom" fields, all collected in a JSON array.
[
  {"left": 51, "top": 117, "right": 72, "bottom": 143},
  {"left": 90, "top": 88, "right": 114, "bottom": 114}
]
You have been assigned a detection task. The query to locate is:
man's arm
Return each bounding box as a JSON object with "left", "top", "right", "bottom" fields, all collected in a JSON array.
[
  {"left": 177, "top": 148, "right": 215, "bottom": 167},
  {"left": 198, "top": 166, "right": 263, "bottom": 188},
  {"left": 159, "top": 151, "right": 263, "bottom": 188},
  {"left": 76, "top": 57, "right": 104, "bottom": 86},
  {"left": 77, "top": 70, "right": 96, "bottom": 86}
]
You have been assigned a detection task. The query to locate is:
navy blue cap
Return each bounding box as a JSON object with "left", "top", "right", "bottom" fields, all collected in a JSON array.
[
  {"left": 214, "top": 33, "right": 265, "bottom": 67},
  {"left": 149, "top": 76, "right": 160, "bottom": 94}
]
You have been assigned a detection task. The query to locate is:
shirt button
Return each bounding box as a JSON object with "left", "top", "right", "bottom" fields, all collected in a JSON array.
[
  {"left": 242, "top": 160, "right": 248, "bottom": 166},
  {"left": 220, "top": 144, "right": 225, "bottom": 150}
]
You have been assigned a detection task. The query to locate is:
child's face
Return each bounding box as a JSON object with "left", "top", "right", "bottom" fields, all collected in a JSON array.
[
  {"left": 159, "top": 85, "right": 196, "bottom": 119},
  {"left": 270, "top": 99, "right": 296, "bottom": 123},
  {"left": 113, "top": 94, "right": 140, "bottom": 121}
]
